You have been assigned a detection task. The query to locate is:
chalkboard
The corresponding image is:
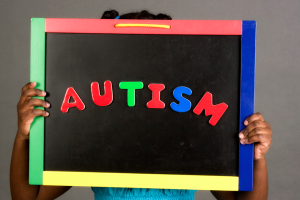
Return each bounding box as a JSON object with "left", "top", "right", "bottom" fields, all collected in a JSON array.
[{"left": 29, "top": 18, "right": 256, "bottom": 191}]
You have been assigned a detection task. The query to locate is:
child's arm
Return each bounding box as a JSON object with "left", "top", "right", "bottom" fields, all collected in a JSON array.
[
  {"left": 211, "top": 113, "right": 272, "bottom": 200},
  {"left": 10, "top": 82, "right": 71, "bottom": 200}
]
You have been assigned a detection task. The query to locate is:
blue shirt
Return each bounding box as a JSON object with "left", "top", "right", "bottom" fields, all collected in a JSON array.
[{"left": 92, "top": 187, "right": 196, "bottom": 200}]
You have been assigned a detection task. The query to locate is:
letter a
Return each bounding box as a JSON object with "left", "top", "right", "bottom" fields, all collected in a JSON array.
[
  {"left": 61, "top": 87, "right": 85, "bottom": 113},
  {"left": 193, "top": 92, "right": 228, "bottom": 126},
  {"left": 91, "top": 81, "right": 113, "bottom": 106}
]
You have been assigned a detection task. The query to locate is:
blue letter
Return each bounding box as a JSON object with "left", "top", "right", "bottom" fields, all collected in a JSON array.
[{"left": 170, "top": 86, "right": 192, "bottom": 112}]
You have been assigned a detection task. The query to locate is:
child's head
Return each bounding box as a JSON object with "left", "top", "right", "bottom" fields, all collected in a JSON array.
[{"left": 101, "top": 10, "right": 172, "bottom": 20}]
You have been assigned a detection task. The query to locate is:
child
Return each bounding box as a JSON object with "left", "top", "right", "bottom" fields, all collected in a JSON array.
[{"left": 10, "top": 10, "right": 272, "bottom": 200}]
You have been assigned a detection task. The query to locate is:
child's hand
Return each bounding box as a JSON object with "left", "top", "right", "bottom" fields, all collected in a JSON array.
[
  {"left": 17, "top": 82, "right": 50, "bottom": 139},
  {"left": 239, "top": 113, "right": 272, "bottom": 160}
]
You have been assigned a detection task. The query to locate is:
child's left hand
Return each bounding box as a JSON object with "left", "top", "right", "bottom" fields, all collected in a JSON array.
[{"left": 239, "top": 113, "right": 272, "bottom": 160}]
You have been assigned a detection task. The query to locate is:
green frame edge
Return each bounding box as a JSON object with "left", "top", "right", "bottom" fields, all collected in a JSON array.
[{"left": 29, "top": 18, "right": 45, "bottom": 185}]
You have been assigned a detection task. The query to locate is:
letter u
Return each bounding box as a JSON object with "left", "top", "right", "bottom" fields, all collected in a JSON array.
[{"left": 91, "top": 81, "right": 113, "bottom": 106}]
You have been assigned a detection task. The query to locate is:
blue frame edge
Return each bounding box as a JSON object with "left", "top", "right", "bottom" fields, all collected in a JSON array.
[{"left": 239, "top": 21, "right": 256, "bottom": 191}]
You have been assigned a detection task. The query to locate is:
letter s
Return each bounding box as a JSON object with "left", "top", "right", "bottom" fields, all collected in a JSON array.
[{"left": 170, "top": 86, "right": 192, "bottom": 112}]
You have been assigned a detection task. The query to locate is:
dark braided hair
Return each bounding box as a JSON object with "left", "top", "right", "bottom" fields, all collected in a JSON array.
[{"left": 101, "top": 10, "right": 172, "bottom": 20}]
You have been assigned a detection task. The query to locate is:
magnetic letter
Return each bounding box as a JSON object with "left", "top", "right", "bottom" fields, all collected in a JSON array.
[
  {"left": 91, "top": 81, "right": 113, "bottom": 106},
  {"left": 119, "top": 82, "right": 144, "bottom": 107},
  {"left": 61, "top": 87, "right": 85, "bottom": 113},
  {"left": 147, "top": 84, "right": 165, "bottom": 109},
  {"left": 193, "top": 92, "right": 228, "bottom": 126},
  {"left": 170, "top": 86, "right": 192, "bottom": 112}
]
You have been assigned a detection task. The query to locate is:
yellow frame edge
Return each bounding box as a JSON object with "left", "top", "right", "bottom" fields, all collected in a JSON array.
[{"left": 43, "top": 171, "right": 238, "bottom": 191}]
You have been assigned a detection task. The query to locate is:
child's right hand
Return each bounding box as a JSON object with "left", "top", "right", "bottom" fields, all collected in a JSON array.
[{"left": 17, "top": 82, "right": 50, "bottom": 140}]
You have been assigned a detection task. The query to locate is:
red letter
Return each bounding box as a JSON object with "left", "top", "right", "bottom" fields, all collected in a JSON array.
[
  {"left": 91, "top": 81, "right": 113, "bottom": 106},
  {"left": 61, "top": 87, "right": 85, "bottom": 113},
  {"left": 193, "top": 92, "right": 228, "bottom": 126},
  {"left": 147, "top": 84, "right": 165, "bottom": 109}
]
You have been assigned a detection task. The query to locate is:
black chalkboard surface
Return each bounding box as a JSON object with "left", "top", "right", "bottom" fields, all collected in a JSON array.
[{"left": 45, "top": 33, "right": 241, "bottom": 176}]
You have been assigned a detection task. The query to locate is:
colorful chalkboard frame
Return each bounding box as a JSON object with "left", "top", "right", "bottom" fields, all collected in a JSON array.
[{"left": 29, "top": 18, "right": 256, "bottom": 191}]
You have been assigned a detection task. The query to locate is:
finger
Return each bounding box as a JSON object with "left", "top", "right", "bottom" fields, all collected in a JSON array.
[
  {"left": 244, "top": 112, "right": 264, "bottom": 126},
  {"left": 21, "top": 82, "right": 36, "bottom": 93},
  {"left": 25, "top": 98, "right": 50, "bottom": 109},
  {"left": 18, "top": 98, "right": 50, "bottom": 114},
  {"left": 246, "top": 127, "right": 272, "bottom": 138},
  {"left": 239, "top": 120, "right": 271, "bottom": 139},
  {"left": 20, "top": 88, "right": 46, "bottom": 103},
  {"left": 240, "top": 128, "right": 272, "bottom": 144},
  {"left": 241, "top": 134, "right": 271, "bottom": 144},
  {"left": 20, "top": 109, "right": 49, "bottom": 122}
]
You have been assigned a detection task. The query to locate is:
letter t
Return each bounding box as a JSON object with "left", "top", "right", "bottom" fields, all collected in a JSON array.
[{"left": 119, "top": 82, "right": 144, "bottom": 107}]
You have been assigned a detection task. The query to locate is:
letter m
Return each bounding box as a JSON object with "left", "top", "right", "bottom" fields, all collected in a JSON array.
[{"left": 193, "top": 92, "right": 228, "bottom": 126}]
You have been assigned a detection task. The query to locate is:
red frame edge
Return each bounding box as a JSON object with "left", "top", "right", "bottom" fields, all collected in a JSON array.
[{"left": 45, "top": 18, "right": 242, "bottom": 35}]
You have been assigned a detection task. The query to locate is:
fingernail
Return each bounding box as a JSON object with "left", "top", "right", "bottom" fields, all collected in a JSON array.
[
  {"left": 244, "top": 120, "right": 248, "bottom": 126},
  {"left": 42, "top": 91, "right": 46, "bottom": 96},
  {"left": 46, "top": 103, "right": 50, "bottom": 107},
  {"left": 239, "top": 133, "right": 244, "bottom": 139},
  {"left": 240, "top": 139, "right": 245, "bottom": 144},
  {"left": 31, "top": 82, "right": 36, "bottom": 85},
  {"left": 45, "top": 112, "right": 49, "bottom": 116}
]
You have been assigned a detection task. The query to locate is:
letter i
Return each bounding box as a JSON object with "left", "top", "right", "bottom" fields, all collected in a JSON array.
[{"left": 147, "top": 84, "right": 165, "bottom": 109}]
